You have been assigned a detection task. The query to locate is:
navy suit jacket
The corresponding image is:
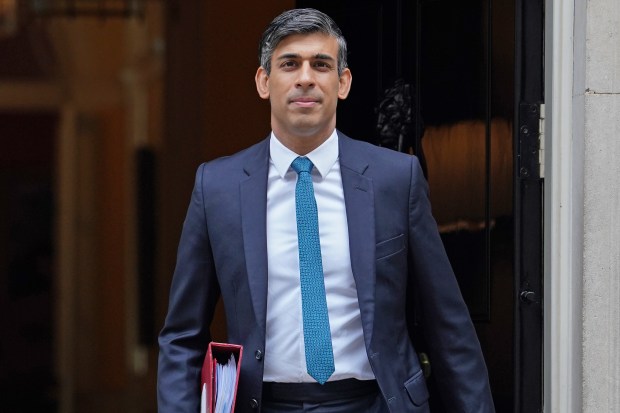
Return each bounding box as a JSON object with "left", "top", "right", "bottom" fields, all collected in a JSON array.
[{"left": 158, "top": 132, "right": 495, "bottom": 413}]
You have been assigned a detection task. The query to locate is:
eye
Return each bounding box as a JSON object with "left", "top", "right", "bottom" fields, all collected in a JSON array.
[
  {"left": 280, "top": 60, "right": 298, "bottom": 70},
  {"left": 313, "top": 61, "right": 332, "bottom": 71}
]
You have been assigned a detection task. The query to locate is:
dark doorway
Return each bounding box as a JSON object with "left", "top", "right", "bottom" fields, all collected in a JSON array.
[
  {"left": 0, "top": 111, "right": 58, "bottom": 412},
  {"left": 297, "top": 1, "right": 543, "bottom": 412}
]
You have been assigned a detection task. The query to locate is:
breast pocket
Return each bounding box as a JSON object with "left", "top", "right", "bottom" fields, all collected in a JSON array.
[
  {"left": 404, "top": 369, "right": 430, "bottom": 407},
  {"left": 376, "top": 234, "right": 406, "bottom": 260}
]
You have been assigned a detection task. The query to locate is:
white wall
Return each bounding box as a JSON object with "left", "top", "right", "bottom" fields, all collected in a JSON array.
[{"left": 581, "top": 0, "right": 620, "bottom": 411}]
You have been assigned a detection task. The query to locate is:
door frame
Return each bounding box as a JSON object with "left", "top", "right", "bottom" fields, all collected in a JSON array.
[
  {"left": 544, "top": 0, "right": 584, "bottom": 412},
  {"left": 514, "top": 0, "right": 545, "bottom": 411}
]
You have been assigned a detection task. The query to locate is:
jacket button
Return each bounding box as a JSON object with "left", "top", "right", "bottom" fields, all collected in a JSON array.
[
  {"left": 249, "top": 398, "right": 259, "bottom": 409},
  {"left": 255, "top": 350, "right": 263, "bottom": 361}
]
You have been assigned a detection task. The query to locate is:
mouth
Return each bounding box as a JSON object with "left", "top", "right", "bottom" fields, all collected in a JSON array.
[{"left": 290, "top": 96, "right": 321, "bottom": 108}]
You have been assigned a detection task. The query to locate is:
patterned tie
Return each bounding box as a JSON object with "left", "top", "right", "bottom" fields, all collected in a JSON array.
[{"left": 291, "top": 156, "right": 335, "bottom": 384}]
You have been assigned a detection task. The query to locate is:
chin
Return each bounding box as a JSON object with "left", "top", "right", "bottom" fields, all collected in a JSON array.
[{"left": 291, "top": 123, "right": 325, "bottom": 137}]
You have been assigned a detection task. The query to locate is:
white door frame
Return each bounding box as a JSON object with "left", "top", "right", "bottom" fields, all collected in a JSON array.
[{"left": 544, "top": 0, "right": 585, "bottom": 411}]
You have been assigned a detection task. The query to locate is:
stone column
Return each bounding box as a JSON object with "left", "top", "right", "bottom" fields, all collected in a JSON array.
[{"left": 582, "top": 0, "right": 620, "bottom": 411}]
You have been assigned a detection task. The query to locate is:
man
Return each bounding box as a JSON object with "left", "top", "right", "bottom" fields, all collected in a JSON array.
[{"left": 158, "top": 8, "right": 495, "bottom": 413}]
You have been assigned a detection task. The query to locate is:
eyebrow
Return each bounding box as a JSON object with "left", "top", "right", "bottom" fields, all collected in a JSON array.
[{"left": 276, "top": 53, "right": 336, "bottom": 61}]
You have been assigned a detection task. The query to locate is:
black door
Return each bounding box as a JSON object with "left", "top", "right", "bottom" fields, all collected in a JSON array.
[{"left": 297, "top": 1, "right": 544, "bottom": 411}]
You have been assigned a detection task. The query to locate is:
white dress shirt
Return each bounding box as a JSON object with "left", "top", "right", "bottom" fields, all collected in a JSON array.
[{"left": 263, "top": 130, "right": 375, "bottom": 383}]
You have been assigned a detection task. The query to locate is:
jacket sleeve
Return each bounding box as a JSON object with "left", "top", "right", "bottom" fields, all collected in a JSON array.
[
  {"left": 407, "top": 156, "right": 496, "bottom": 412},
  {"left": 158, "top": 164, "right": 221, "bottom": 413}
]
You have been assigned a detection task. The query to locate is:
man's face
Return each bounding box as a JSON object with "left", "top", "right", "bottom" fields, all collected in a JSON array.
[{"left": 255, "top": 32, "right": 352, "bottom": 153}]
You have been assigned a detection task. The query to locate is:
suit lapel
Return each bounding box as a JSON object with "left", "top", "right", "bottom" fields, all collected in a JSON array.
[
  {"left": 240, "top": 138, "right": 270, "bottom": 334},
  {"left": 338, "top": 133, "right": 376, "bottom": 347}
]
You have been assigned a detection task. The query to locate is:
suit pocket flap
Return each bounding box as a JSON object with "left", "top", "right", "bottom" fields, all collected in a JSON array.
[
  {"left": 404, "top": 370, "right": 429, "bottom": 407},
  {"left": 376, "top": 234, "right": 405, "bottom": 260}
]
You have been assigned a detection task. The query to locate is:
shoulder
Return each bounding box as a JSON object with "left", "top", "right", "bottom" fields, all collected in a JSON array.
[
  {"left": 197, "top": 136, "right": 269, "bottom": 178},
  {"left": 187, "top": 137, "right": 270, "bottom": 199},
  {"left": 337, "top": 131, "right": 420, "bottom": 174}
]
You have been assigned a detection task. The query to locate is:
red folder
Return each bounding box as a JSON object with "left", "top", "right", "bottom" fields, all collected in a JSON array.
[{"left": 201, "top": 341, "right": 243, "bottom": 413}]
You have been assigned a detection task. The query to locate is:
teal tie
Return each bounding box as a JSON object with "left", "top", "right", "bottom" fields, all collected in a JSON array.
[{"left": 291, "top": 156, "right": 335, "bottom": 384}]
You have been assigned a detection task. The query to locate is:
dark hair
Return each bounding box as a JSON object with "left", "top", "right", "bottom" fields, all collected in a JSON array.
[{"left": 258, "top": 8, "right": 348, "bottom": 76}]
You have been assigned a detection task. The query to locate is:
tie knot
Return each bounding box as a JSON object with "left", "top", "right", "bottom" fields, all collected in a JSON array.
[{"left": 291, "top": 156, "right": 314, "bottom": 175}]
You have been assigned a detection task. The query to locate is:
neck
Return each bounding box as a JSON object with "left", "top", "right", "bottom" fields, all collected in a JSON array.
[{"left": 272, "top": 126, "right": 335, "bottom": 155}]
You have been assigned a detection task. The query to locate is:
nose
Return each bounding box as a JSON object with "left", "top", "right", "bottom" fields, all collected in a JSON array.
[{"left": 296, "top": 62, "right": 315, "bottom": 89}]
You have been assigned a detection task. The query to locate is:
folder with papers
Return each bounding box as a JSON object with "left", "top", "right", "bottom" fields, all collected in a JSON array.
[{"left": 201, "top": 342, "right": 243, "bottom": 413}]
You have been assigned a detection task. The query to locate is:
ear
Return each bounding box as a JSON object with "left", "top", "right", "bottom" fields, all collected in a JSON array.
[
  {"left": 337, "top": 68, "right": 352, "bottom": 100},
  {"left": 255, "top": 67, "right": 270, "bottom": 100}
]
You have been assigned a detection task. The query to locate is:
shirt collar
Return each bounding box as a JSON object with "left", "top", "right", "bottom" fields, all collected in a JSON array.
[{"left": 269, "top": 129, "right": 339, "bottom": 179}]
